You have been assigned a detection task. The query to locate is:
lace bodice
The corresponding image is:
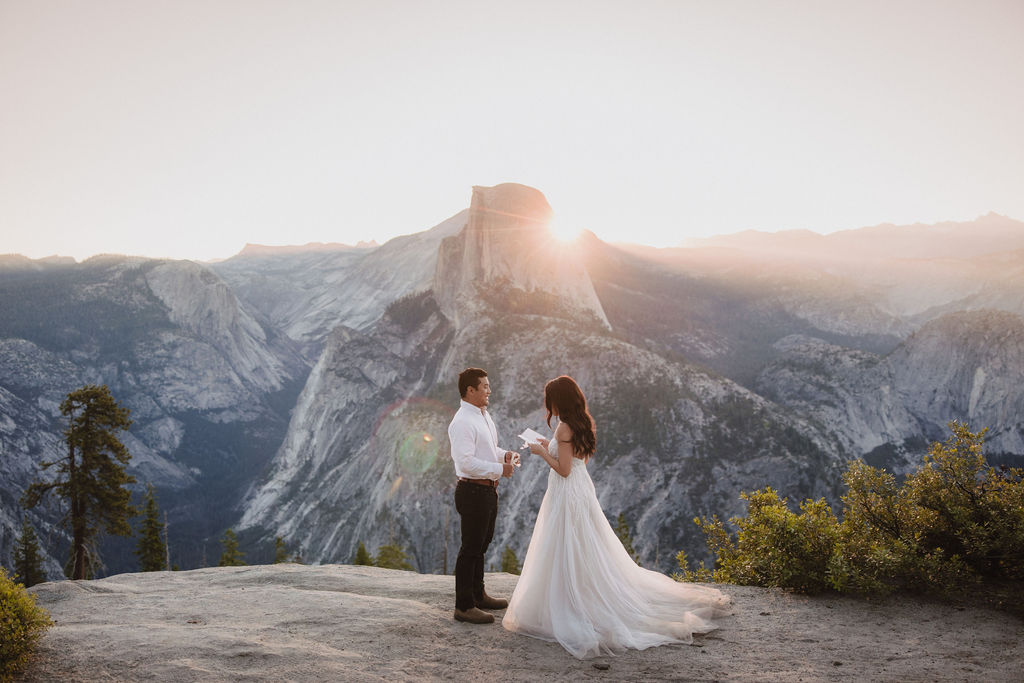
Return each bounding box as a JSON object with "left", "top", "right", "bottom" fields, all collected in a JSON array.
[{"left": 545, "top": 429, "right": 590, "bottom": 520}]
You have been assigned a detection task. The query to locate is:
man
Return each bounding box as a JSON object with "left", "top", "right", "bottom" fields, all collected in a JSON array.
[{"left": 448, "top": 367, "right": 517, "bottom": 624}]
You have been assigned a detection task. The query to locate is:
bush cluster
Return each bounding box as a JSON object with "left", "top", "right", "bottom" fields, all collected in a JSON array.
[
  {"left": 0, "top": 567, "right": 52, "bottom": 681},
  {"left": 677, "top": 422, "right": 1024, "bottom": 596}
]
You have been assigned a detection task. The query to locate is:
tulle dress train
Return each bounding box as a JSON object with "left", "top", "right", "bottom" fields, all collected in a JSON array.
[{"left": 502, "top": 439, "right": 729, "bottom": 659}]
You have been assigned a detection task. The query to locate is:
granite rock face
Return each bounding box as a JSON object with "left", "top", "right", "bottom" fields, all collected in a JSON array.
[
  {"left": 212, "top": 211, "right": 467, "bottom": 359},
  {"left": 435, "top": 184, "right": 609, "bottom": 329},
  {"left": 893, "top": 310, "right": 1024, "bottom": 453},
  {"left": 757, "top": 310, "right": 1024, "bottom": 470},
  {"left": 0, "top": 257, "right": 308, "bottom": 575},
  {"left": 239, "top": 290, "right": 841, "bottom": 572}
]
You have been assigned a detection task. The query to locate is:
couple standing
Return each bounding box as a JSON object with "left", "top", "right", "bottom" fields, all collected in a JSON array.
[{"left": 447, "top": 367, "right": 727, "bottom": 660}]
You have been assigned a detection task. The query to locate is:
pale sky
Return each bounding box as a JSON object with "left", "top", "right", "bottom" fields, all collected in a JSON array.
[{"left": 2, "top": 0, "right": 1022, "bottom": 261}]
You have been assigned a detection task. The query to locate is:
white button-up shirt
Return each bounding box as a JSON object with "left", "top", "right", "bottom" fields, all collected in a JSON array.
[{"left": 448, "top": 400, "right": 505, "bottom": 480}]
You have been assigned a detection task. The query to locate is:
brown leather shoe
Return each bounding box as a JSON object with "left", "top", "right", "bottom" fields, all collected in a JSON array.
[
  {"left": 453, "top": 607, "right": 495, "bottom": 624},
  {"left": 476, "top": 592, "right": 508, "bottom": 610}
]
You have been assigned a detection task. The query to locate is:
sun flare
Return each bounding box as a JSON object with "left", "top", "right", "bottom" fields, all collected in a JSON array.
[{"left": 547, "top": 217, "right": 584, "bottom": 243}]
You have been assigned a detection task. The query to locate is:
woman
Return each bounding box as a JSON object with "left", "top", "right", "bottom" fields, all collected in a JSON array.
[{"left": 502, "top": 375, "right": 728, "bottom": 659}]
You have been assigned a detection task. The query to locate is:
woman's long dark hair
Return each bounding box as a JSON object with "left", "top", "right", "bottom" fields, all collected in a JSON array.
[{"left": 545, "top": 375, "right": 596, "bottom": 458}]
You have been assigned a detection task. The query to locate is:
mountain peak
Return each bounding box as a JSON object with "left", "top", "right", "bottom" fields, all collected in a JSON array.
[
  {"left": 235, "top": 241, "right": 376, "bottom": 258},
  {"left": 434, "top": 184, "right": 609, "bottom": 328},
  {"left": 467, "top": 183, "right": 553, "bottom": 235}
]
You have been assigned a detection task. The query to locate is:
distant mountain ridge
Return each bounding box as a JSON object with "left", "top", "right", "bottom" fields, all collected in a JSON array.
[
  {"left": 680, "top": 212, "right": 1024, "bottom": 261},
  {"left": 1, "top": 188, "right": 1022, "bottom": 577},
  {"left": 235, "top": 240, "right": 379, "bottom": 257}
]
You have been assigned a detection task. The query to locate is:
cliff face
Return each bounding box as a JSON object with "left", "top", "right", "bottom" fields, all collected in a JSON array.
[
  {"left": 212, "top": 211, "right": 467, "bottom": 359},
  {"left": 892, "top": 310, "right": 1024, "bottom": 453},
  {"left": 435, "top": 184, "right": 608, "bottom": 329},
  {"left": 239, "top": 298, "right": 458, "bottom": 563},
  {"left": 144, "top": 261, "right": 297, "bottom": 395},
  {"left": 0, "top": 257, "right": 308, "bottom": 575},
  {"left": 756, "top": 310, "right": 1024, "bottom": 469},
  {"left": 239, "top": 291, "right": 841, "bottom": 572}
]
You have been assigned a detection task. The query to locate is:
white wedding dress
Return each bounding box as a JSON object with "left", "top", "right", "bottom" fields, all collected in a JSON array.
[{"left": 502, "top": 431, "right": 728, "bottom": 659}]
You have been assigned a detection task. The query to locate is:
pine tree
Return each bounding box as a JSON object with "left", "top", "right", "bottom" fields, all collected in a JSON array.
[
  {"left": 614, "top": 513, "right": 641, "bottom": 565},
  {"left": 135, "top": 484, "right": 166, "bottom": 571},
  {"left": 274, "top": 536, "right": 288, "bottom": 563},
  {"left": 218, "top": 528, "right": 246, "bottom": 566},
  {"left": 374, "top": 544, "right": 414, "bottom": 571},
  {"left": 22, "top": 385, "right": 136, "bottom": 580},
  {"left": 500, "top": 545, "right": 520, "bottom": 575},
  {"left": 13, "top": 520, "right": 47, "bottom": 588},
  {"left": 353, "top": 541, "right": 373, "bottom": 566}
]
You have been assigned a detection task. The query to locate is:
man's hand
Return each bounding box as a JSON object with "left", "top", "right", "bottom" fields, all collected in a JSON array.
[
  {"left": 502, "top": 462, "right": 515, "bottom": 478},
  {"left": 504, "top": 450, "right": 521, "bottom": 470}
]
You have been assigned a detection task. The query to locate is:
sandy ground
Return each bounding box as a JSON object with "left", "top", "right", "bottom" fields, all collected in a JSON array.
[{"left": 20, "top": 564, "right": 1023, "bottom": 682}]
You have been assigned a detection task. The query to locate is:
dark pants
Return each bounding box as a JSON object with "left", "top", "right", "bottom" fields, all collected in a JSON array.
[{"left": 454, "top": 480, "right": 498, "bottom": 611}]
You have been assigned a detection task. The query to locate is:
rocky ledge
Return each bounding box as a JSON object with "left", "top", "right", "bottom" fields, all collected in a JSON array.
[{"left": 25, "top": 564, "right": 1021, "bottom": 681}]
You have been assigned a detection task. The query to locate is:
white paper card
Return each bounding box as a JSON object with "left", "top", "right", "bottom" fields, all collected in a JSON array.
[{"left": 518, "top": 428, "right": 545, "bottom": 445}]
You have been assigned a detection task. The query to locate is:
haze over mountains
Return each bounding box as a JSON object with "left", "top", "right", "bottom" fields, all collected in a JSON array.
[
  {"left": 683, "top": 212, "right": 1024, "bottom": 258},
  {"left": 1, "top": 184, "right": 1022, "bottom": 577}
]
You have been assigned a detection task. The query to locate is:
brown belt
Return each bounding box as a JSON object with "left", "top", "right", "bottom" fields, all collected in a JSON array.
[{"left": 459, "top": 477, "right": 498, "bottom": 488}]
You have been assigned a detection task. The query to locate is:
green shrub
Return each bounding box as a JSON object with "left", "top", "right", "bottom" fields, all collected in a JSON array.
[
  {"left": 613, "top": 513, "right": 641, "bottom": 565},
  {"left": 0, "top": 567, "right": 52, "bottom": 681},
  {"left": 374, "top": 544, "right": 414, "bottom": 571},
  {"left": 353, "top": 541, "right": 374, "bottom": 566},
  {"left": 905, "top": 422, "right": 1024, "bottom": 582},
  {"left": 500, "top": 545, "right": 521, "bottom": 575},
  {"left": 837, "top": 458, "right": 976, "bottom": 594},
  {"left": 677, "top": 422, "right": 1024, "bottom": 596},
  {"left": 217, "top": 528, "right": 246, "bottom": 567},
  {"left": 674, "top": 488, "right": 841, "bottom": 593},
  {"left": 12, "top": 521, "right": 47, "bottom": 588}
]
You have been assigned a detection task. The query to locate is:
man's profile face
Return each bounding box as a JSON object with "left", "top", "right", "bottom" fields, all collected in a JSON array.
[{"left": 465, "top": 376, "right": 491, "bottom": 409}]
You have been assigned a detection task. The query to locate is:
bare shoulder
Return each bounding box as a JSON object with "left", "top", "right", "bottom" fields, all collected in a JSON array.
[{"left": 555, "top": 421, "right": 573, "bottom": 442}]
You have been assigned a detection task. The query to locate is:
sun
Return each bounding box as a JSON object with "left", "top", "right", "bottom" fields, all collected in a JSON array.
[{"left": 547, "top": 216, "right": 584, "bottom": 243}]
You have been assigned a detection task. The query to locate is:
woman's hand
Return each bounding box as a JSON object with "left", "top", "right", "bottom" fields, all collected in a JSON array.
[{"left": 528, "top": 438, "right": 549, "bottom": 456}]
